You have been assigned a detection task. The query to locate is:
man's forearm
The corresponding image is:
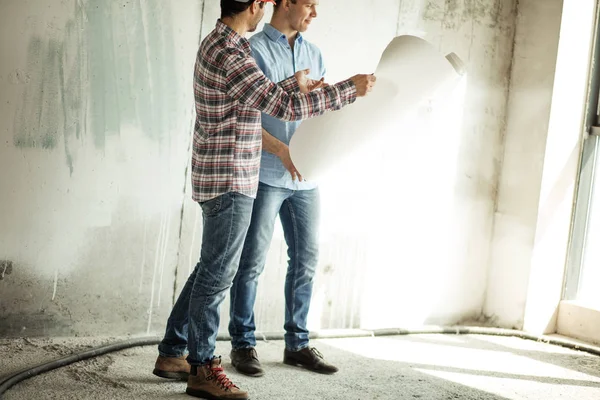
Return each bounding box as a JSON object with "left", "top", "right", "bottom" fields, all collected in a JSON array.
[
  {"left": 276, "top": 78, "right": 300, "bottom": 94},
  {"left": 262, "top": 128, "right": 286, "bottom": 158}
]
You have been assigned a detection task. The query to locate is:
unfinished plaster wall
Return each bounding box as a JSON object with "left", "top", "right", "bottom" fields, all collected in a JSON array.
[
  {"left": 0, "top": 0, "right": 200, "bottom": 336},
  {"left": 484, "top": 0, "right": 565, "bottom": 329},
  {"left": 1, "top": 0, "right": 520, "bottom": 338},
  {"left": 371, "top": 0, "right": 517, "bottom": 328}
]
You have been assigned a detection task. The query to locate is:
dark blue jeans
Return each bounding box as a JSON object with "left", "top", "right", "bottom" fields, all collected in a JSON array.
[
  {"left": 158, "top": 192, "right": 254, "bottom": 365},
  {"left": 229, "top": 183, "right": 320, "bottom": 351}
]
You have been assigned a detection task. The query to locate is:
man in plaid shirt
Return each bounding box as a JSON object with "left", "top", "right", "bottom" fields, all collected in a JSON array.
[{"left": 153, "top": 1, "right": 376, "bottom": 398}]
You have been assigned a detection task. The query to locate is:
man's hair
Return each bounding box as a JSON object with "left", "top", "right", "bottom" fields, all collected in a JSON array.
[
  {"left": 221, "top": 0, "right": 265, "bottom": 19},
  {"left": 274, "top": 0, "right": 297, "bottom": 9}
]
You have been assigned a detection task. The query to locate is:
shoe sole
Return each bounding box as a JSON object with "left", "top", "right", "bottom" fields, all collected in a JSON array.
[
  {"left": 186, "top": 387, "right": 249, "bottom": 400},
  {"left": 152, "top": 368, "right": 189, "bottom": 381},
  {"left": 282, "top": 358, "right": 338, "bottom": 375}
]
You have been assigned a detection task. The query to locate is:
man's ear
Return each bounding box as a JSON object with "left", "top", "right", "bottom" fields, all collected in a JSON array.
[{"left": 251, "top": 1, "right": 261, "bottom": 14}]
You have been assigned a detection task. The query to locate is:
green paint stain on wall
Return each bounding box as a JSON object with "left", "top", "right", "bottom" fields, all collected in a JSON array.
[
  {"left": 85, "top": 0, "right": 179, "bottom": 146},
  {"left": 14, "top": 0, "right": 182, "bottom": 172},
  {"left": 14, "top": 15, "right": 86, "bottom": 176}
]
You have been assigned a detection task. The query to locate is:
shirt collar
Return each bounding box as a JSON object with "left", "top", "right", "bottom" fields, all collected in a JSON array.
[
  {"left": 263, "top": 23, "right": 303, "bottom": 45},
  {"left": 216, "top": 19, "right": 251, "bottom": 54}
]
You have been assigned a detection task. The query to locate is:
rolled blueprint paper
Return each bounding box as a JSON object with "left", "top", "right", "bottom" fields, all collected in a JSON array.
[{"left": 289, "top": 35, "right": 466, "bottom": 180}]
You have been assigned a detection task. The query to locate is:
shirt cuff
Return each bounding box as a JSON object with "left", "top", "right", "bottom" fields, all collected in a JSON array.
[
  {"left": 279, "top": 76, "right": 300, "bottom": 93},
  {"left": 335, "top": 78, "right": 358, "bottom": 104}
]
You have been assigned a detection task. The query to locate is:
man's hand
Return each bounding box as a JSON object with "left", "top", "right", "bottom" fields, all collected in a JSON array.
[
  {"left": 278, "top": 144, "right": 303, "bottom": 182},
  {"left": 350, "top": 74, "right": 377, "bottom": 97},
  {"left": 262, "top": 128, "right": 303, "bottom": 181},
  {"left": 295, "top": 69, "right": 327, "bottom": 94}
]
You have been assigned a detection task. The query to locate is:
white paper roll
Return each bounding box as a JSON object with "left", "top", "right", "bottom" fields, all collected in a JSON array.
[{"left": 289, "top": 35, "right": 465, "bottom": 180}]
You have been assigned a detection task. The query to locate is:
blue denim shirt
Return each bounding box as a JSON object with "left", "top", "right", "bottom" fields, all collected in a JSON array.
[{"left": 250, "top": 24, "right": 325, "bottom": 190}]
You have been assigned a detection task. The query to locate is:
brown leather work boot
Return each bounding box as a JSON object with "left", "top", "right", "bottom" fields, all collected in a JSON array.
[
  {"left": 153, "top": 355, "right": 191, "bottom": 380},
  {"left": 283, "top": 347, "right": 339, "bottom": 374},
  {"left": 186, "top": 357, "right": 249, "bottom": 400}
]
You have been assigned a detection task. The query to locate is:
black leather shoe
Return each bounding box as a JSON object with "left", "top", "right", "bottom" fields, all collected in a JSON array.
[
  {"left": 230, "top": 347, "right": 264, "bottom": 377},
  {"left": 283, "top": 347, "right": 339, "bottom": 374}
]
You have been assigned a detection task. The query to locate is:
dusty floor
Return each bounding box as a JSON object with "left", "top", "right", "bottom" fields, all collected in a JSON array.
[{"left": 1, "top": 334, "right": 600, "bottom": 399}]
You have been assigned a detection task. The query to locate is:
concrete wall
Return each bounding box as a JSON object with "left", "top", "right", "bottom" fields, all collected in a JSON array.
[
  {"left": 372, "top": 0, "right": 517, "bottom": 328},
  {"left": 0, "top": 0, "right": 200, "bottom": 337},
  {"left": 484, "top": 0, "right": 564, "bottom": 329},
  {"left": 1, "top": 0, "right": 521, "bottom": 338},
  {"left": 523, "top": 0, "right": 597, "bottom": 334},
  {"left": 485, "top": 0, "right": 599, "bottom": 333}
]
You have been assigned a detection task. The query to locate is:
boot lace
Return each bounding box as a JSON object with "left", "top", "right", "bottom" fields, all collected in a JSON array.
[
  {"left": 310, "top": 347, "right": 324, "bottom": 359},
  {"left": 209, "top": 364, "right": 236, "bottom": 391},
  {"left": 241, "top": 348, "right": 259, "bottom": 362}
]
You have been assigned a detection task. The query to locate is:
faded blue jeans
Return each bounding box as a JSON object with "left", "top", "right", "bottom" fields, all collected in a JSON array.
[
  {"left": 158, "top": 192, "right": 254, "bottom": 365},
  {"left": 229, "top": 183, "right": 320, "bottom": 351}
]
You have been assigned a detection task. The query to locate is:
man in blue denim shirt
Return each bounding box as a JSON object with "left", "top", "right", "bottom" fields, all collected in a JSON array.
[{"left": 228, "top": 0, "right": 340, "bottom": 376}]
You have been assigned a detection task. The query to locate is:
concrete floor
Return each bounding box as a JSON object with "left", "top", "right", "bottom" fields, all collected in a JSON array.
[{"left": 1, "top": 334, "right": 600, "bottom": 399}]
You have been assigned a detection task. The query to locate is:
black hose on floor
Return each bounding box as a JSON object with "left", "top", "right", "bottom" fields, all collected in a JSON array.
[
  {"left": 0, "top": 336, "right": 161, "bottom": 398},
  {"left": 1, "top": 326, "right": 599, "bottom": 398}
]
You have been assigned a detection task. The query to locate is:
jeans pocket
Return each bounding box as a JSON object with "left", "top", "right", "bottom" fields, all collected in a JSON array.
[{"left": 200, "top": 195, "right": 223, "bottom": 217}]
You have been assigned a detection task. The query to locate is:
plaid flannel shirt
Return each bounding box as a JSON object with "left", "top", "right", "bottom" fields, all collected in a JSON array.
[{"left": 191, "top": 20, "right": 357, "bottom": 202}]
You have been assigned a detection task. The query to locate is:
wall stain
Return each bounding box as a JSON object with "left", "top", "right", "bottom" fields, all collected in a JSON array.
[
  {"left": 424, "top": 0, "right": 508, "bottom": 30},
  {"left": 13, "top": 0, "right": 180, "bottom": 173},
  {"left": 0, "top": 260, "right": 14, "bottom": 280}
]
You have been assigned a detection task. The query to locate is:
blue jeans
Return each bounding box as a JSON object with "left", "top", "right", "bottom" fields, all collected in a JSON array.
[
  {"left": 158, "top": 192, "right": 254, "bottom": 365},
  {"left": 229, "top": 182, "right": 320, "bottom": 351}
]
